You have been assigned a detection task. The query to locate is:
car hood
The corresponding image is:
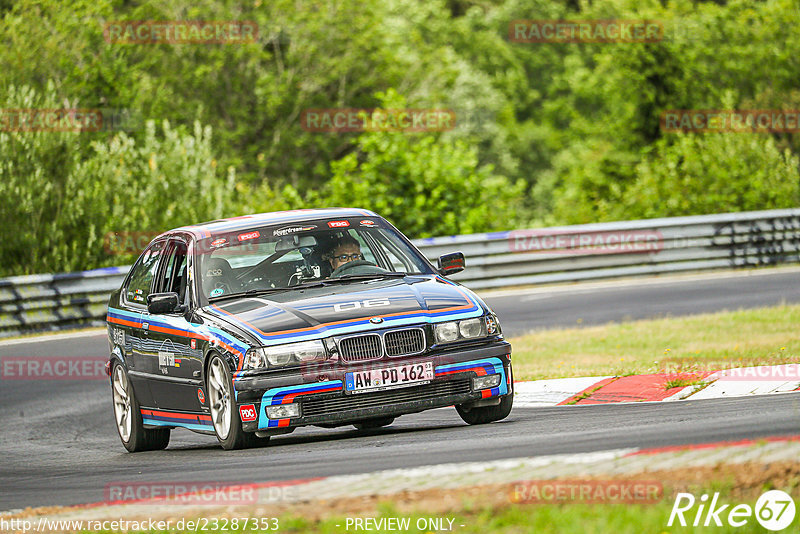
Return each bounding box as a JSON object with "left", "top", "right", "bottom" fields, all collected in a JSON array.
[{"left": 202, "top": 276, "right": 486, "bottom": 346}]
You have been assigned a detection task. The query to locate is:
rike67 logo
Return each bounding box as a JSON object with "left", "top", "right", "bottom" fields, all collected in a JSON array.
[{"left": 669, "top": 490, "right": 796, "bottom": 531}]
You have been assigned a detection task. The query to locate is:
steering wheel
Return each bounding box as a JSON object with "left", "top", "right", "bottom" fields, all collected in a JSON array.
[{"left": 329, "top": 259, "right": 381, "bottom": 278}]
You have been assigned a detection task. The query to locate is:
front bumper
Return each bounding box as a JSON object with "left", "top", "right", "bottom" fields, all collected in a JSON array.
[{"left": 233, "top": 341, "right": 512, "bottom": 431}]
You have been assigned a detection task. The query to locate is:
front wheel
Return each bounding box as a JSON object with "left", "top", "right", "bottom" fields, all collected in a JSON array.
[
  {"left": 207, "top": 354, "right": 268, "bottom": 450},
  {"left": 456, "top": 394, "right": 513, "bottom": 425},
  {"left": 111, "top": 363, "right": 170, "bottom": 452}
]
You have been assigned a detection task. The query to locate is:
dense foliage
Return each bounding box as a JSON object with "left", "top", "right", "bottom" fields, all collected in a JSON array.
[{"left": 1, "top": 0, "right": 798, "bottom": 274}]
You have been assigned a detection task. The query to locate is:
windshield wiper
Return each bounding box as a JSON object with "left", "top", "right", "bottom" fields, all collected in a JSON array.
[
  {"left": 326, "top": 272, "right": 408, "bottom": 283},
  {"left": 208, "top": 287, "right": 292, "bottom": 302}
]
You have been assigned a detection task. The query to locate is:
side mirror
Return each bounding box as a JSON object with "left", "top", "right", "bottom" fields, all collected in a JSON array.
[
  {"left": 146, "top": 292, "right": 180, "bottom": 314},
  {"left": 437, "top": 252, "right": 465, "bottom": 276}
]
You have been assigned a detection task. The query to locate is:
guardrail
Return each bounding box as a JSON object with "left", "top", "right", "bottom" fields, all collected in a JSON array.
[{"left": 2, "top": 208, "right": 800, "bottom": 338}]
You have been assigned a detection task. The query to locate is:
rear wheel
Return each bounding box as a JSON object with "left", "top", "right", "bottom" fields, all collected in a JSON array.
[
  {"left": 353, "top": 416, "right": 395, "bottom": 430},
  {"left": 456, "top": 394, "right": 513, "bottom": 425},
  {"left": 111, "top": 363, "right": 170, "bottom": 452},
  {"left": 207, "top": 354, "right": 268, "bottom": 450}
]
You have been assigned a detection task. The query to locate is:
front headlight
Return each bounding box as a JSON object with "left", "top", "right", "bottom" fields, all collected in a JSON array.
[
  {"left": 434, "top": 316, "right": 488, "bottom": 344},
  {"left": 243, "top": 340, "right": 327, "bottom": 370}
]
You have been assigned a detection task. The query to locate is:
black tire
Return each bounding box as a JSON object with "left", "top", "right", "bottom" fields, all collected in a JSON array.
[
  {"left": 207, "top": 354, "right": 269, "bottom": 450},
  {"left": 111, "top": 362, "right": 170, "bottom": 452},
  {"left": 456, "top": 394, "right": 513, "bottom": 425},
  {"left": 353, "top": 416, "right": 395, "bottom": 430}
]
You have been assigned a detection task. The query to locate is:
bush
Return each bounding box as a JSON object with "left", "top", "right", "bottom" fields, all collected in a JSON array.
[{"left": 0, "top": 84, "right": 236, "bottom": 275}]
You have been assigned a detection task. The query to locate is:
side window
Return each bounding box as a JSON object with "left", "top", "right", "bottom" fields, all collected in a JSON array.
[
  {"left": 158, "top": 240, "right": 188, "bottom": 300},
  {"left": 372, "top": 230, "right": 416, "bottom": 272},
  {"left": 374, "top": 241, "right": 408, "bottom": 271},
  {"left": 125, "top": 241, "right": 165, "bottom": 304}
]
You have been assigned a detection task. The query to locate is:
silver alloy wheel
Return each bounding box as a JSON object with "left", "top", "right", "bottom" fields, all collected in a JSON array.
[
  {"left": 208, "top": 359, "right": 232, "bottom": 439},
  {"left": 112, "top": 365, "right": 132, "bottom": 442}
]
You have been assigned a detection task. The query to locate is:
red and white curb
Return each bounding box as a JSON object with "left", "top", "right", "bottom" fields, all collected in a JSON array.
[{"left": 514, "top": 364, "right": 800, "bottom": 407}]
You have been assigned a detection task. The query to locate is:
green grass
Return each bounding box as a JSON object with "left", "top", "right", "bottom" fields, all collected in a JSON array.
[{"left": 509, "top": 304, "right": 800, "bottom": 381}]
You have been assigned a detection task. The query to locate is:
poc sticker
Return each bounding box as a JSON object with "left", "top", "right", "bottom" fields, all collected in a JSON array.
[
  {"left": 237, "top": 231, "right": 260, "bottom": 242},
  {"left": 210, "top": 288, "right": 224, "bottom": 297},
  {"left": 273, "top": 225, "right": 316, "bottom": 237},
  {"left": 207, "top": 268, "right": 223, "bottom": 277},
  {"left": 210, "top": 238, "right": 227, "bottom": 247},
  {"left": 239, "top": 404, "right": 257, "bottom": 422},
  {"left": 327, "top": 220, "right": 350, "bottom": 228},
  {"left": 359, "top": 219, "right": 376, "bottom": 227}
]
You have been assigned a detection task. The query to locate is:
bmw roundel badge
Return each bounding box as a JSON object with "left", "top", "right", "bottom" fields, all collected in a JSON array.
[{"left": 369, "top": 316, "right": 383, "bottom": 324}]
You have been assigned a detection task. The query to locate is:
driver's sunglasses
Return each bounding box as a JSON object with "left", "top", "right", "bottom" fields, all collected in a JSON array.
[{"left": 333, "top": 253, "right": 363, "bottom": 262}]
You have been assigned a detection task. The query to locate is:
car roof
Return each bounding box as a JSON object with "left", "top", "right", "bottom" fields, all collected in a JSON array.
[{"left": 159, "top": 208, "right": 379, "bottom": 240}]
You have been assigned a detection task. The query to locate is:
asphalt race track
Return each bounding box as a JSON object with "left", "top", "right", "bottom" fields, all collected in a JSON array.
[
  {"left": 1, "top": 268, "right": 799, "bottom": 511},
  {"left": 485, "top": 268, "right": 800, "bottom": 336}
]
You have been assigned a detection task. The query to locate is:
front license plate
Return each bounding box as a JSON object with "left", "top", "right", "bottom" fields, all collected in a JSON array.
[{"left": 345, "top": 361, "right": 434, "bottom": 394}]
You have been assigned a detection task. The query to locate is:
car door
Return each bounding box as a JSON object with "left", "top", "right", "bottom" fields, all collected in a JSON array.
[
  {"left": 120, "top": 239, "right": 168, "bottom": 408},
  {"left": 145, "top": 237, "right": 205, "bottom": 411}
]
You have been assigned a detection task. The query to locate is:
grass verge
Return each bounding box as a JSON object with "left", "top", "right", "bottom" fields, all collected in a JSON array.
[{"left": 508, "top": 304, "right": 800, "bottom": 381}]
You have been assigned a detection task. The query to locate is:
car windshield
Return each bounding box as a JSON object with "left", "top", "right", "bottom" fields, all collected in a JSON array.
[{"left": 196, "top": 218, "right": 434, "bottom": 300}]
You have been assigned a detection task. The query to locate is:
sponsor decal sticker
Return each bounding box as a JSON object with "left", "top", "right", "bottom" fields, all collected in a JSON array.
[
  {"left": 158, "top": 351, "right": 179, "bottom": 368},
  {"left": 333, "top": 298, "right": 391, "bottom": 313},
  {"left": 237, "top": 231, "right": 260, "bottom": 242},
  {"left": 190, "top": 339, "right": 197, "bottom": 350},
  {"left": 327, "top": 220, "right": 350, "bottom": 228},
  {"left": 197, "top": 388, "right": 205, "bottom": 404},
  {"left": 210, "top": 288, "right": 224, "bottom": 297},
  {"left": 239, "top": 404, "right": 257, "bottom": 422},
  {"left": 359, "top": 219, "right": 376, "bottom": 227},
  {"left": 273, "top": 225, "right": 317, "bottom": 237},
  {"left": 210, "top": 238, "right": 227, "bottom": 247}
]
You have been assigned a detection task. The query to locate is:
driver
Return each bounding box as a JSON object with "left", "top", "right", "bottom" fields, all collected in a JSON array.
[{"left": 324, "top": 235, "right": 364, "bottom": 272}]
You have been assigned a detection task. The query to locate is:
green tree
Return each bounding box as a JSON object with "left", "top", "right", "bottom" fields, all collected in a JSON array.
[{"left": 324, "top": 92, "right": 525, "bottom": 237}]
